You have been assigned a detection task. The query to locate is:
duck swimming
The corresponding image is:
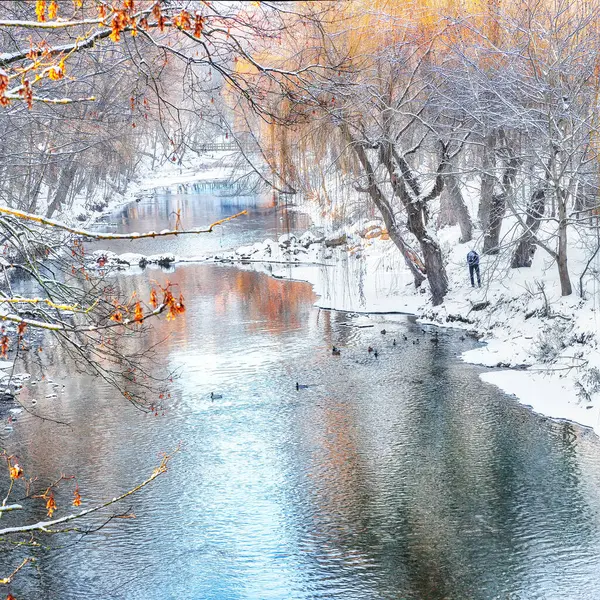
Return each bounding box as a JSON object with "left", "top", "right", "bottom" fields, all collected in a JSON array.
[
  {"left": 210, "top": 392, "right": 223, "bottom": 400},
  {"left": 332, "top": 346, "right": 341, "bottom": 356},
  {"left": 296, "top": 382, "right": 309, "bottom": 390}
]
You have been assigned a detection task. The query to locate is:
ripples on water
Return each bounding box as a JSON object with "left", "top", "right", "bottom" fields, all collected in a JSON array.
[{"left": 3, "top": 192, "right": 600, "bottom": 599}]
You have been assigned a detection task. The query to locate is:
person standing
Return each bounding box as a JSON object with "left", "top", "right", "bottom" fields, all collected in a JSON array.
[{"left": 467, "top": 249, "right": 481, "bottom": 287}]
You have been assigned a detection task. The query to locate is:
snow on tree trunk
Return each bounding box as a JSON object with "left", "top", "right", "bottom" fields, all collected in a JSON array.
[
  {"left": 380, "top": 140, "right": 449, "bottom": 305},
  {"left": 341, "top": 125, "right": 426, "bottom": 288}
]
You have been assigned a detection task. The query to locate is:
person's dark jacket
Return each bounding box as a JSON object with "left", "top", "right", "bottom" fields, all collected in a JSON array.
[{"left": 467, "top": 250, "right": 479, "bottom": 266}]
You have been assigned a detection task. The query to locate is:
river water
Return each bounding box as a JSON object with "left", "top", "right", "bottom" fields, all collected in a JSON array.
[{"left": 4, "top": 189, "right": 600, "bottom": 599}]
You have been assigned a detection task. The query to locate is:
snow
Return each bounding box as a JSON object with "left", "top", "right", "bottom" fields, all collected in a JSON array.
[{"left": 480, "top": 370, "right": 600, "bottom": 431}]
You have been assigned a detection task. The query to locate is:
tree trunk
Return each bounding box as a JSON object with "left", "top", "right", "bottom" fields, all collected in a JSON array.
[
  {"left": 341, "top": 125, "right": 426, "bottom": 287},
  {"left": 511, "top": 188, "right": 546, "bottom": 267},
  {"left": 46, "top": 161, "right": 77, "bottom": 218},
  {"left": 478, "top": 129, "right": 497, "bottom": 230},
  {"left": 511, "top": 151, "right": 555, "bottom": 268},
  {"left": 557, "top": 190, "right": 572, "bottom": 296},
  {"left": 438, "top": 189, "right": 458, "bottom": 229},
  {"left": 420, "top": 233, "right": 448, "bottom": 304},
  {"left": 444, "top": 170, "right": 473, "bottom": 243},
  {"left": 483, "top": 152, "right": 517, "bottom": 255},
  {"left": 385, "top": 143, "right": 449, "bottom": 305}
]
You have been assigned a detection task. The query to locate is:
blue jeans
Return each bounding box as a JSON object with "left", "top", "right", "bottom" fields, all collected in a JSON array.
[{"left": 469, "top": 264, "right": 481, "bottom": 287}]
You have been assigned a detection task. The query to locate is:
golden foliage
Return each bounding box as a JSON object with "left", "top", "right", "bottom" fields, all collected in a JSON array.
[
  {"left": 194, "top": 14, "right": 205, "bottom": 37},
  {"left": 0, "top": 332, "right": 8, "bottom": 359},
  {"left": 110, "top": 308, "right": 123, "bottom": 323},
  {"left": 134, "top": 301, "right": 144, "bottom": 324},
  {"left": 149, "top": 289, "right": 158, "bottom": 309},
  {"left": 110, "top": 10, "right": 130, "bottom": 42},
  {"left": 35, "top": 0, "right": 46, "bottom": 22},
  {"left": 48, "top": 0, "right": 58, "bottom": 20},
  {"left": 173, "top": 10, "right": 192, "bottom": 31}
]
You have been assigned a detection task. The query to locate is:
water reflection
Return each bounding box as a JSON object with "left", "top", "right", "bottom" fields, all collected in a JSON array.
[
  {"left": 94, "top": 191, "right": 311, "bottom": 258},
  {"left": 2, "top": 191, "right": 600, "bottom": 599}
]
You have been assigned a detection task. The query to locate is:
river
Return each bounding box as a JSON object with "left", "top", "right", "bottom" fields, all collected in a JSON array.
[{"left": 3, "top": 188, "right": 600, "bottom": 599}]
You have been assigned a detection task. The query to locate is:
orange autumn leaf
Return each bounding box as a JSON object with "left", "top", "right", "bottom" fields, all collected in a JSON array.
[
  {"left": 0, "top": 335, "right": 9, "bottom": 359},
  {"left": 176, "top": 294, "right": 185, "bottom": 314},
  {"left": 133, "top": 301, "right": 144, "bottom": 323},
  {"left": 17, "top": 322, "right": 26, "bottom": 337},
  {"left": 46, "top": 491, "right": 56, "bottom": 518},
  {"left": 194, "top": 14, "right": 205, "bottom": 37},
  {"left": 72, "top": 485, "right": 81, "bottom": 507},
  {"left": 47, "top": 64, "right": 63, "bottom": 81},
  {"left": 35, "top": 0, "right": 46, "bottom": 22},
  {"left": 7, "top": 594, "right": 16, "bottom": 600},
  {"left": 110, "top": 10, "right": 130, "bottom": 42},
  {"left": 8, "top": 463, "right": 23, "bottom": 480},
  {"left": 0, "top": 69, "right": 8, "bottom": 95},
  {"left": 149, "top": 289, "right": 158, "bottom": 308},
  {"left": 48, "top": 0, "right": 58, "bottom": 19},
  {"left": 174, "top": 10, "right": 192, "bottom": 30},
  {"left": 110, "top": 310, "right": 123, "bottom": 323},
  {"left": 19, "top": 80, "right": 33, "bottom": 110}
]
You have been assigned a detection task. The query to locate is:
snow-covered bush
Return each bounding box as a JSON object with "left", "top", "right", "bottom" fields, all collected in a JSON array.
[
  {"left": 575, "top": 367, "right": 600, "bottom": 403},
  {"left": 532, "top": 321, "right": 573, "bottom": 364}
]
